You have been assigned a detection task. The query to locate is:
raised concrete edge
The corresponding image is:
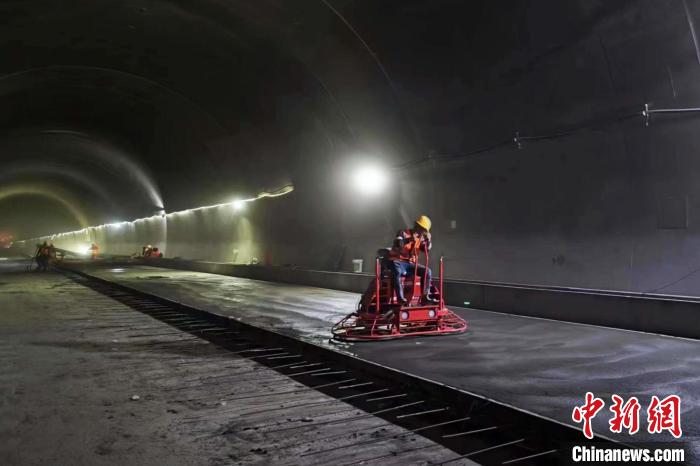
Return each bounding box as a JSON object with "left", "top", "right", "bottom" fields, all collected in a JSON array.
[{"left": 113, "top": 258, "right": 700, "bottom": 340}]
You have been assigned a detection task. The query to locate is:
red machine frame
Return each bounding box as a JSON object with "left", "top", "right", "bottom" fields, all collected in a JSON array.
[{"left": 332, "top": 246, "right": 467, "bottom": 341}]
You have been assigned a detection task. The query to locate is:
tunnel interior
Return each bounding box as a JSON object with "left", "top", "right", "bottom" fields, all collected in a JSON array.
[{"left": 4, "top": 1, "right": 700, "bottom": 293}]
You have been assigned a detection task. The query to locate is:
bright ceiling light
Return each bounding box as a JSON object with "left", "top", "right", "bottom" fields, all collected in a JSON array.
[
  {"left": 232, "top": 200, "right": 246, "bottom": 211},
  {"left": 352, "top": 164, "right": 388, "bottom": 196}
]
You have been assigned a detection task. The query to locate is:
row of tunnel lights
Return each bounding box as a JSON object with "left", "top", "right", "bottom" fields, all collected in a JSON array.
[
  {"left": 94, "top": 184, "right": 296, "bottom": 232},
  {"left": 87, "top": 164, "right": 386, "bottom": 231},
  {"left": 16, "top": 162, "right": 388, "bottom": 245},
  {"left": 16, "top": 183, "right": 297, "bottom": 244}
]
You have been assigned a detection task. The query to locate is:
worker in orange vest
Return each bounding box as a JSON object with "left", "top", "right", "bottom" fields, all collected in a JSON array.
[
  {"left": 388, "top": 215, "right": 437, "bottom": 306},
  {"left": 89, "top": 243, "right": 99, "bottom": 260}
]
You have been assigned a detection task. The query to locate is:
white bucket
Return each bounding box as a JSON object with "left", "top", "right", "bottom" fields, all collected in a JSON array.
[{"left": 351, "top": 259, "right": 363, "bottom": 273}]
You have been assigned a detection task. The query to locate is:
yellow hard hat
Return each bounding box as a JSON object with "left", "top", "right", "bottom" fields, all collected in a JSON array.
[{"left": 415, "top": 215, "right": 432, "bottom": 231}]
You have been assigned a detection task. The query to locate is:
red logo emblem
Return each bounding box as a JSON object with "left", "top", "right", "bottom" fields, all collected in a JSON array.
[
  {"left": 573, "top": 393, "right": 682, "bottom": 439},
  {"left": 647, "top": 395, "right": 682, "bottom": 438},
  {"left": 572, "top": 392, "right": 605, "bottom": 439},
  {"left": 609, "top": 394, "right": 641, "bottom": 435}
]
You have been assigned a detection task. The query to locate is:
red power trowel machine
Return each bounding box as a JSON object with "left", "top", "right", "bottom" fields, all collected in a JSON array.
[{"left": 332, "top": 245, "right": 467, "bottom": 341}]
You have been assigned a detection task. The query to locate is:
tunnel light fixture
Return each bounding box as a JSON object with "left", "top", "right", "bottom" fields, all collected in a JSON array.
[
  {"left": 232, "top": 199, "right": 247, "bottom": 211},
  {"left": 351, "top": 164, "right": 388, "bottom": 196},
  {"left": 15, "top": 184, "right": 295, "bottom": 245},
  {"left": 162, "top": 184, "right": 293, "bottom": 217}
]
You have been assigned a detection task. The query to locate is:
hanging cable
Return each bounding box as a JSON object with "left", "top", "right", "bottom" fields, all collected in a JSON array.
[{"left": 394, "top": 101, "right": 700, "bottom": 171}]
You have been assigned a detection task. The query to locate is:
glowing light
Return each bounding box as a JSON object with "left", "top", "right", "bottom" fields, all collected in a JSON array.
[
  {"left": 351, "top": 164, "right": 387, "bottom": 196},
  {"left": 15, "top": 184, "right": 295, "bottom": 249}
]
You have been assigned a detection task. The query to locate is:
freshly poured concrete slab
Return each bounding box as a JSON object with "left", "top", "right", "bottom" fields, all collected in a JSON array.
[{"left": 79, "top": 263, "right": 699, "bottom": 458}]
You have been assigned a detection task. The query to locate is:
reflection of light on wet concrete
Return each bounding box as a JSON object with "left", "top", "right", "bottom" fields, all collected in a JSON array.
[
  {"left": 109, "top": 268, "right": 125, "bottom": 273},
  {"left": 0, "top": 257, "right": 8, "bottom": 261}
]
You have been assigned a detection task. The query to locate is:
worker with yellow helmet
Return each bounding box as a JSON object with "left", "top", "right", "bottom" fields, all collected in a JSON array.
[{"left": 388, "top": 215, "right": 437, "bottom": 305}]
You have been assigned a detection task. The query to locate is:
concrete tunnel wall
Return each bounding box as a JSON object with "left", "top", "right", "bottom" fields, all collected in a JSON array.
[
  {"left": 21, "top": 122, "right": 700, "bottom": 300},
  {"left": 21, "top": 191, "right": 353, "bottom": 269},
  {"left": 13, "top": 2, "right": 700, "bottom": 298},
  {"left": 398, "top": 118, "right": 700, "bottom": 296},
  {"left": 20, "top": 114, "right": 700, "bottom": 297}
]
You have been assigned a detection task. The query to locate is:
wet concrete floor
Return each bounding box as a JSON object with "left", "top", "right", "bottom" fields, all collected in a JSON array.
[{"left": 72, "top": 261, "right": 700, "bottom": 461}]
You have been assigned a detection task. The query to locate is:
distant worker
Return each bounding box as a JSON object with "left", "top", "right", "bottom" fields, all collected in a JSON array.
[
  {"left": 32, "top": 242, "right": 40, "bottom": 268},
  {"left": 48, "top": 242, "right": 57, "bottom": 268},
  {"left": 141, "top": 245, "right": 163, "bottom": 258},
  {"left": 388, "top": 215, "right": 437, "bottom": 306},
  {"left": 89, "top": 243, "right": 99, "bottom": 260},
  {"left": 35, "top": 241, "right": 50, "bottom": 272}
]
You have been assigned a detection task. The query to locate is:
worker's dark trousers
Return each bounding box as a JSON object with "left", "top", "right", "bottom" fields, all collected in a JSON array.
[
  {"left": 36, "top": 256, "right": 48, "bottom": 272},
  {"left": 391, "top": 260, "right": 432, "bottom": 300}
]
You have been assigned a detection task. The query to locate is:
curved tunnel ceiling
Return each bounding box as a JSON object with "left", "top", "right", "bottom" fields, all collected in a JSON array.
[
  {"left": 0, "top": 183, "right": 91, "bottom": 228},
  {"left": 0, "top": 0, "right": 412, "bottom": 238},
  {"left": 0, "top": 0, "right": 690, "bottom": 238}
]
